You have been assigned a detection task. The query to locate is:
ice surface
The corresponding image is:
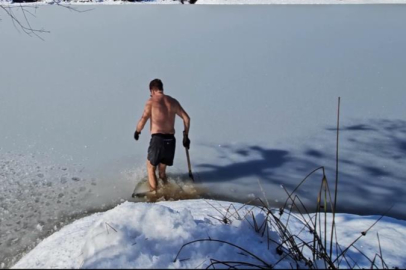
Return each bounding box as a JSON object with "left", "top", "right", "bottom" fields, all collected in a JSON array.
[{"left": 0, "top": 153, "right": 110, "bottom": 267}]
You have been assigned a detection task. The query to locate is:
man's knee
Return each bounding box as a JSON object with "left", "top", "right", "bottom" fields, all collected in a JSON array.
[
  {"left": 147, "top": 160, "right": 156, "bottom": 169},
  {"left": 159, "top": 166, "right": 165, "bottom": 172}
]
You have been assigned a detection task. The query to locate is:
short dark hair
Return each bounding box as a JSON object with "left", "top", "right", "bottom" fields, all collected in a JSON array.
[{"left": 149, "top": 79, "right": 164, "bottom": 91}]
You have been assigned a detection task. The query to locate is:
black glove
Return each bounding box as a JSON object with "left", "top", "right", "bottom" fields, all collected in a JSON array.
[
  {"left": 183, "top": 131, "right": 190, "bottom": 149},
  {"left": 134, "top": 131, "right": 141, "bottom": 141}
]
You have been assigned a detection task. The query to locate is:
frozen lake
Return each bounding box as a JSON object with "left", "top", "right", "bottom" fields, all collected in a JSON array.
[{"left": 1, "top": 4, "right": 406, "bottom": 268}]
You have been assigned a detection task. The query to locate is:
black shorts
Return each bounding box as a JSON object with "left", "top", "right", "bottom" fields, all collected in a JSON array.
[{"left": 147, "top": 133, "right": 176, "bottom": 166}]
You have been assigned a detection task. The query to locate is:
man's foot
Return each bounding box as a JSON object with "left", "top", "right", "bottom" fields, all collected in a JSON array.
[
  {"left": 162, "top": 177, "right": 169, "bottom": 185},
  {"left": 159, "top": 173, "right": 168, "bottom": 185},
  {"left": 149, "top": 187, "right": 158, "bottom": 195}
]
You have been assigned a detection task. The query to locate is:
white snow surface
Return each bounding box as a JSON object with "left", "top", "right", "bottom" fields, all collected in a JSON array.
[{"left": 13, "top": 199, "right": 406, "bottom": 269}]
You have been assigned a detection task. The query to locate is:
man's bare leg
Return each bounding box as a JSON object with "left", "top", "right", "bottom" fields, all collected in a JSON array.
[
  {"left": 158, "top": 163, "right": 168, "bottom": 185},
  {"left": 147, "top": 160, "right": 158, "bottom": 192}
]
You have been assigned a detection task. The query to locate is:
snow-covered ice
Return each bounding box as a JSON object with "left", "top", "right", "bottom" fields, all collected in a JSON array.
[{"left": 12, "top": 199, "right": 406, "bottom": 269}]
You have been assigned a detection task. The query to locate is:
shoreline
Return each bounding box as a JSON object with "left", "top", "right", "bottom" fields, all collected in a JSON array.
[{"left": 2, "top": 0, "right": 406, "bottom": 5}]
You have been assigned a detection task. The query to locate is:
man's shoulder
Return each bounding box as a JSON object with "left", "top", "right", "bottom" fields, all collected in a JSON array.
[
  {"left": 165, "top": 95, "right": 179, "bottom": 104},
  {"left": 145, "top": 98, "right": 153, "bottom": 106}
]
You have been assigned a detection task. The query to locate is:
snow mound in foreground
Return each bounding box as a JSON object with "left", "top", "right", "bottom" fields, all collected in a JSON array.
[
  {"left": 12, "top": 200, "right": 293, "bottom": 269},
  {"left": 80, "top": 202, "right": 289, "bottom": 268},
  {"left": 13, "top": 200, "right": 406, "bottom": 269}
]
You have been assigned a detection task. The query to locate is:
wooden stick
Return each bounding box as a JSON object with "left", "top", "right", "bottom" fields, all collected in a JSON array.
[{"left": 185, "top": 148, "right": 195, "bottom": 182}]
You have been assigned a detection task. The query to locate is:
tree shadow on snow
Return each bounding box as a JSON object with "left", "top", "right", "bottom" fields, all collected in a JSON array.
[
  {"left": 194, "top": 119, "right": 406, "bottom": 219},
  {"left": 196, "top": 146, "right": 291, "bottom": 183}
]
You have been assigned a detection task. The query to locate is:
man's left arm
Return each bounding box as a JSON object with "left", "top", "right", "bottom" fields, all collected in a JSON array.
[{"left": 175, "top": 100, "right": 191, "bottom": 149}]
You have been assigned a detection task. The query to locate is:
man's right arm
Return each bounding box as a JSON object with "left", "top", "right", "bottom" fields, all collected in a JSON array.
[{"left": 134, "top": 100, "right": 151, "bottom": 140}]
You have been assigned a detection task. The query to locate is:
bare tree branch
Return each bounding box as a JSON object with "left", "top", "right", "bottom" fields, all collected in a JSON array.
[
  {"left": 1, "top": 0, "right": 91, "bottom": 40},
  {"left": 53, "top": 1, "right": 94, "bottom": 13},
  {"left": 1, "top": 3, "right": 49, "bottom": 40}
]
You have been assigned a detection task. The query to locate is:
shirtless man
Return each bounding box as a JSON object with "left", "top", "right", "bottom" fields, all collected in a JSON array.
[{"left": 134, "top": 79, "right": 191, "bottom": 191}]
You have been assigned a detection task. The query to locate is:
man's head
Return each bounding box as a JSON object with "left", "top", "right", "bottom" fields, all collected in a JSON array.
[{"left": 149, "top": 79, "right": 164, "bottom": 95}]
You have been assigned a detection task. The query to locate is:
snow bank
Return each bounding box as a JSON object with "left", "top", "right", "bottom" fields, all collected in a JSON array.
[
  {"left": 13, "top": 200, "right": 406, "bottom": 269},
  {"left": 196, "top": 0, "right": 406, "bottom": 4},
  {"left": 14, "top": 200, "right": 295, "bottom": 269}
]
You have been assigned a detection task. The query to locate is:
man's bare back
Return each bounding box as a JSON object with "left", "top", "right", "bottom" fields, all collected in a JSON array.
[
  {"left": 147, "top": 94, "right": 178, "bottom": 134},
  {"left": 136, "top": 92, "right": 189, "bottom": 135},
  {"left": 134, "top": 79, "right": 190, "bottom": 191}
]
